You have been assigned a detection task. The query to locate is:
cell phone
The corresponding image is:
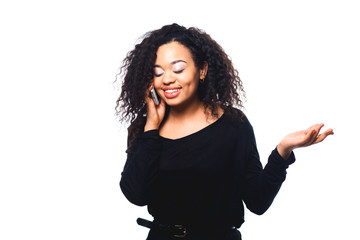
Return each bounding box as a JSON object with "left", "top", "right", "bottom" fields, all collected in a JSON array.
[{"left": 150, "top": 87, "right": 160, "bottom": 105}]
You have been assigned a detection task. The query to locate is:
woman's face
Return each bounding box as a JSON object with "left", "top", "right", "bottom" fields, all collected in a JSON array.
[{"left": 153, "top": 41, "right": 206, "bottom": 109}]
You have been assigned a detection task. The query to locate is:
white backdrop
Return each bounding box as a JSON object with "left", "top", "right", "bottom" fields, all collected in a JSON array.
[{"left": 1, "top": 0, "right": 359, "bottom": 239}]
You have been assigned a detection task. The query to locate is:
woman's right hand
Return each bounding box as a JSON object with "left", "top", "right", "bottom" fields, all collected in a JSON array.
[{"left": 144, "top": 85, "right": 166, "bottom": 132}]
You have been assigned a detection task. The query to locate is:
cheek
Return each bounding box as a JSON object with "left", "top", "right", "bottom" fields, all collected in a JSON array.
[
  {"left": 189, "top": 75, "right": 200, "bottom": 91},
  {"left": 153, "top": 78, "right": 162, "bottom": 90},
  {"left": 182, "top": 72, "right": 200, "bottom": 86}
]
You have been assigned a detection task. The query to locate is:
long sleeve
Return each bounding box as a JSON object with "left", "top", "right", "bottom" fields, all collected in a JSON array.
[
  {"left": 242, "top": 126, "right": 296, "bottom": 215},
  {"left": 120, "top": 130, "right": 161, "bottom": 206},
  {"left": 118, "top": 110, "right": 295, "bottom": 229}
]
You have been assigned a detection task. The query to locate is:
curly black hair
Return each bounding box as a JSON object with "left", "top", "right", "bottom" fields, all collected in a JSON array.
[{"left": 115, "top": 23, "right": 246, "bottom": 148}]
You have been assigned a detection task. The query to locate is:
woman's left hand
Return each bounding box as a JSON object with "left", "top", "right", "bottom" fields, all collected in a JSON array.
[{"left": 277, "top": 123, "right": 334, "bottom": 159}]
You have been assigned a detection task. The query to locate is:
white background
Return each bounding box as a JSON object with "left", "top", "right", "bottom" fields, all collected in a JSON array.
[{"left": 1, "top": 0, "right": 359, "bottom": 239}]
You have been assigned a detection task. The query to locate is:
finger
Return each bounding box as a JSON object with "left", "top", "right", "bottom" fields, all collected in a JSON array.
[
  {"left": 305, "top": 129, "right": 318, "bottom": 146},
  {"left": 145, "top": 83, "right": 156, "bottom": 104},
  {"left": 144, "top": 90, "right": 152, "bottom": 104},
  {"left": 309, "top": 125, "right": 325, "bottom": 145},
  {"left": 159, "top": 97, "right": 166, "bottom": 108},
  {"left": 304, "top": 123, "right": 322, "bottom": 134},
  {"left": 312, "top": 123, "right": 324, "bottom": 138},
  {"left": 305, "top": 123, "right": 324, "bottom": 144},
  {"left": 299, "top": 129, "right": 317, "bottom": 147},
  {"left": 314, "top": 128, "right": 334, "bottom": 144},
  {"left": 158, "top": 99, "right": 166, "bottom": 118},
  {"left": 145, "top": 88, "right": 157, "bottom": 111},
  {"left": 311, "top": 123, "right": 324, "bottom": 133}
]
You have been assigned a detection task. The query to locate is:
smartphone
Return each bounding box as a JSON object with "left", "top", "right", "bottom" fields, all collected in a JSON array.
[{"left": 150, "top": 87, "right": 160, "bottom": 105}]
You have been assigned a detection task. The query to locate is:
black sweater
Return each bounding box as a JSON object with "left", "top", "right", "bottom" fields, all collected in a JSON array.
[{"left": 120, "top": 110, "right": 295, "bottom": 231}]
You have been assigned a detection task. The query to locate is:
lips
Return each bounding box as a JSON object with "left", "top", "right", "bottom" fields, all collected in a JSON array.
[{"left": 163, "top": 87, "right": 181, "bottom": 99}]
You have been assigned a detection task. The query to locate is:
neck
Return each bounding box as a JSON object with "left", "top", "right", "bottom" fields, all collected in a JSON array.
[{"left": 167, "top": 98, "right": 205, "bottom": 123}]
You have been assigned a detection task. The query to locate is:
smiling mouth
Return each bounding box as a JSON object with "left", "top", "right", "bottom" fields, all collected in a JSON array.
[
  {"left": 163, "top": 88, "right": 181, "bottom": 98},
  {"left": 164, "top": 89, "right": 180, "bottom": 93}
]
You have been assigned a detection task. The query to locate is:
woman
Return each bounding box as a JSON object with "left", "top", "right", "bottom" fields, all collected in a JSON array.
[{"left": 116, "top": 23, "right": 333, "bottom": 240}]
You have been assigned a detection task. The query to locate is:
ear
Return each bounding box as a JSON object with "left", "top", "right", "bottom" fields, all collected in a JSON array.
[{"left": 200, "top": 61, "right": 208, "bottom": 79}]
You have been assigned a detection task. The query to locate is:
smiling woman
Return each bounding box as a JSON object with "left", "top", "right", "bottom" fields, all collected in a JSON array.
[
  {"left": 153, "top": 42, "right": 205, "bottom": 111},
  {"left": 116, "top": 23, "right": 246, "bottom": 147},
  {"left": 115, "top": 23, "right": 333, "bottom": 240}
]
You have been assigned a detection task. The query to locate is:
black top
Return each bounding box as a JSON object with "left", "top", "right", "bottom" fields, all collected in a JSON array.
[{"left": 120, "top": 109, "right": 295, "bottom": 232}]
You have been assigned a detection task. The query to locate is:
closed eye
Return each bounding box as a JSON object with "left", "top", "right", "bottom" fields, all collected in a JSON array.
[
  {"left": 173, "top": 62, "right": 187, "bottom": 73},
  {"left": 173, "top": 69, "right": 184, "bottom": 74},
  {"left": 154, "top": 72, "right": 163, "bottom": 77},
  {"left": 154, "top": 68, "right": 164, "bottom": 77}
]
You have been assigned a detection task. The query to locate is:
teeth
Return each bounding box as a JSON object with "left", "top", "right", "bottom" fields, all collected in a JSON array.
[{"left": 164, "top": 89, "right": 180, "bottom": 93}]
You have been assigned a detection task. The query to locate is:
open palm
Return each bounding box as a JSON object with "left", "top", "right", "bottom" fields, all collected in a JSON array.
[{"left": 278, "top": 123, "right": 334, "bottom": 159}]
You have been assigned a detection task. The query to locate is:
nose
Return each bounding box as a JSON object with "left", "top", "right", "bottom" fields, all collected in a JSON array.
[{"left": 162, "top": 71, "right": 176, "bottom": 85}]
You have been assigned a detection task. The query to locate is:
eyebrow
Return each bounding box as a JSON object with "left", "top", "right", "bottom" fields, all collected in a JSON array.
[{"left": 154, "top": 60, "right": 187, "bottom": 68}]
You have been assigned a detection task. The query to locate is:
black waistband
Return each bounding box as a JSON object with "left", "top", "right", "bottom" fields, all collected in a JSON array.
[{"left": 137, "top": 218, "right": 236, "bottom": 238}]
